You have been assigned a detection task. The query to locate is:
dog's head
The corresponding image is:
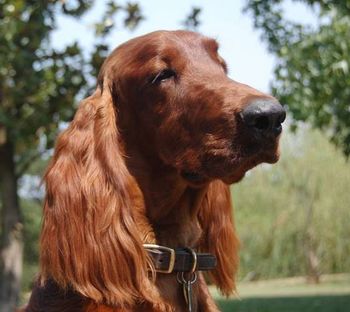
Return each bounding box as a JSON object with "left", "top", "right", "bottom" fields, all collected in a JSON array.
[{"left": 101, "top": 30, "right": 285, "bottom": 186}]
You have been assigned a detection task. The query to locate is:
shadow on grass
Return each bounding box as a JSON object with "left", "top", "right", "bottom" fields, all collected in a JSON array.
[{"left": 216, "top": 294, "right": 350, "bottom": 312}]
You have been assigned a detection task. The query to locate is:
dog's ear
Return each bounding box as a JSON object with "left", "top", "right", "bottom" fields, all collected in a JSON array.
[
  {"left": 40, "top": 79, "right": 161, "bottom": 308},
  {"left": 198, "top": 180, "right": 239, "bottom": 296}
]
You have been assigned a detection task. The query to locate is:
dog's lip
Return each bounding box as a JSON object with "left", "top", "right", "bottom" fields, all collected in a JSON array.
[
  {"left": 179, "top": 140, "right": 281, "bottom": 185},
  {"left": 220, "top": 147, "right": 280, "bottom": 184},
  {"left": 241, "top": 136, "right": 281, "bottom": 162}
]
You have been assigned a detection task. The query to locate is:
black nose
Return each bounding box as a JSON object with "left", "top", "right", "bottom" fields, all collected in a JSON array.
[{"left": 240, "top": 99, "right": 286, "bottom": 137}]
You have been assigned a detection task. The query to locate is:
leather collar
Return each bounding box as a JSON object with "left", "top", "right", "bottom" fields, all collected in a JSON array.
[{"left": 144, "top": 244, "right": 217, "bottom": 273}]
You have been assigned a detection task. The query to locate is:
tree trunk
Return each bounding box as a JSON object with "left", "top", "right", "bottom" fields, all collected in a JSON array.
[{"left": 0, "top": 140, "right": 23, "bottom": 312}]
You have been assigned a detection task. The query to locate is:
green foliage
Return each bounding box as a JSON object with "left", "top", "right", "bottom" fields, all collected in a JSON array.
[
  {"left": 94, "top": 1, "right": 143, "bottom": 37},
  {"left": 182, "top": 7, "right": 202, "bottom": 30},
  {"left": 232, "top": 128, "right": 350, "bottom": 279},
  {"left": 0, "top": 0, "right": 143, "bottom": 174},
  {"left": 21, "top": 199, "right": 41, "bottom": 292},
  {"left": 0, "top": 1, "right": 87, "bottom": 155},
  {"left": 244, "top": 0, "right": 350, "bottom": 156},
  {"left": 21, "top": 199, "right": 41, "bottom": 265}
]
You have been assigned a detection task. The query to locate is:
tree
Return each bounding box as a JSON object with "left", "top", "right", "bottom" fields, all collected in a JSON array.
[
  {"left": 244, "top": 0, "right": 350, "bottom": 156},
  {"left": 0, "top": 1, "right": 143, "bottom": 310}
]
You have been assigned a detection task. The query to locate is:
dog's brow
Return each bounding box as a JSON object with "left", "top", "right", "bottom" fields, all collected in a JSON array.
[
  {"left": 203, "top": 38, "right": 219, "bottom": 52},
  {"left": 202, "top": 39, "right": 227, "bottom": 73},
  {"left": 219, "top": 56, "right": 228, "bottom": 74}
]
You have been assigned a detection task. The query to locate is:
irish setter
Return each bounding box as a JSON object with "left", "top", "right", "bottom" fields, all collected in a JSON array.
[{"left": 25, "top": 30, "right": 285, "bottom": 312}]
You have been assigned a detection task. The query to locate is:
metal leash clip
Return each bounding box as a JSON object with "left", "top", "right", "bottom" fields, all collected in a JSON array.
[{"left": 176, "top": 247, "right": 198, "bottom": 312}]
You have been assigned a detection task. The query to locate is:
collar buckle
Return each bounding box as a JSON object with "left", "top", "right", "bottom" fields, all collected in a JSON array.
[{"left": 143, "top": 244, "right": 176, "bottom": 273}]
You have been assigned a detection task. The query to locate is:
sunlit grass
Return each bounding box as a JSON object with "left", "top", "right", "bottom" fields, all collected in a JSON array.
[{"left": 213, "top": 274, "right": 350, "bottom": 312}]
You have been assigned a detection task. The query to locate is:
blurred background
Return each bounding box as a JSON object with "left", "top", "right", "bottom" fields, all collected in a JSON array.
[{"left": 0, "top": 0, "right": 349, "bottom": 311}]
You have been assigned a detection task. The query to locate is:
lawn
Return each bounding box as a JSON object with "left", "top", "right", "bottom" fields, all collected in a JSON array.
[{"left": 212, "top": 274, "right": 350, "bottom": 312}]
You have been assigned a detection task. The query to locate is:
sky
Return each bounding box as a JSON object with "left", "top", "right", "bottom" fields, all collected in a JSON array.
[{"left": 51, "top": 0, "right": 318, "bottom": 93}]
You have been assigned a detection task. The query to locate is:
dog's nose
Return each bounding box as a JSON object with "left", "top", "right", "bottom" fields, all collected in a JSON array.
[{"left": 240, "top": 99, "right": 286, "bottom": 137}]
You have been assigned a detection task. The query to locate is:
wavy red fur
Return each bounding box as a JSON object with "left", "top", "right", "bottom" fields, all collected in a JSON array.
[{"left": 24, "top": 30, "right": 283, "bottom": 312}]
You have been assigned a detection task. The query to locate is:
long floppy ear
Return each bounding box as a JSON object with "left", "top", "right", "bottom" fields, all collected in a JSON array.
[
  {"left": 198, "top": 180, "right": 239, "bottom": 296},
  {"left": 40, "top": 80, "right": 161, "bottom": 308}
]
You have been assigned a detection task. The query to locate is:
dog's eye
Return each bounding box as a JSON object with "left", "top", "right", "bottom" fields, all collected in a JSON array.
[{"left": 151, "top": 69, "right": 176, "bottom": 84}]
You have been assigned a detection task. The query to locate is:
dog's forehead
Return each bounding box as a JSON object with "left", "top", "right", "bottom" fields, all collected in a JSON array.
[
  {"left": 100, "top": 31, "right": 223, "bottom": 81},
  {"left": 116, "top": 30, "right": 218, "bottom": 61}
]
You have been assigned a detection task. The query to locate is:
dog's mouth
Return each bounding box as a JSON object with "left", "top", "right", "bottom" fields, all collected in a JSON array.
[
  {"left": 223, "top": 138, "right": 281, "bottom": 184},
  {"left": 180, "top": 137, "right": 281, "bottom": 186}
]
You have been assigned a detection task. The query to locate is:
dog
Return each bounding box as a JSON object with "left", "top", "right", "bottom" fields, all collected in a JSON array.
[{"left": 25, "top": 30, "right": 285, "bottom": 311}]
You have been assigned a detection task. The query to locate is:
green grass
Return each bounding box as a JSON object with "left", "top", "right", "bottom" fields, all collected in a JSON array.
[
  {"left": 213, "top": 274, "right": 350, "bottom": 312},
  {"left": 216, "top": 295, "right": 350, "bottom": 312}
]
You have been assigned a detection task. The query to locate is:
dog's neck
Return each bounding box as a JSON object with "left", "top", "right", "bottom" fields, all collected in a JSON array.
[
  {"left": 124, "top": 143, "right": 207, "bottom": 248},
  {"left": 123, "top": 147, "right": 213, "bottom": 312}
]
